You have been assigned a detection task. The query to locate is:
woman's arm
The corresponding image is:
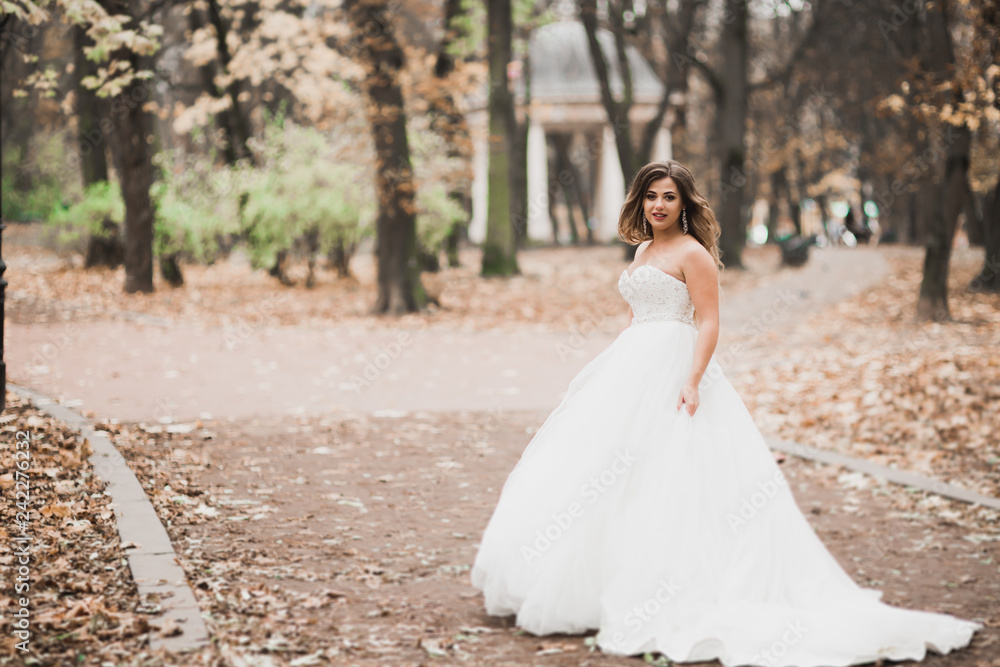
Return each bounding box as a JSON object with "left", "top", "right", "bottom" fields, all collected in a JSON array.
[{"left": 677, "top": 245, "right": 720, "bottom": 415}]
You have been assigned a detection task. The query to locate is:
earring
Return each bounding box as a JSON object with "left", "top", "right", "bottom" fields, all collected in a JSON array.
[
  {"left": 682, "top": 208, "right": 688, "bottom": 234},
  {"left": 643, "top": 215, "right": 651, "bottom": 236}
]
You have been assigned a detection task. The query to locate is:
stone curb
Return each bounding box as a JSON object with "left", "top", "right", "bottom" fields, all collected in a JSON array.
[
  {"left": 767, "top": 436, "right": 1000, "bottom": 511},
  {"left": 8, "top": 384, "right": 211, "bottom": 654}
]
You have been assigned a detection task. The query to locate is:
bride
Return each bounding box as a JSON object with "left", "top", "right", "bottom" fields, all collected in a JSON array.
[{"left": 469, "top": 160, "right": 981, "bottom": 666}]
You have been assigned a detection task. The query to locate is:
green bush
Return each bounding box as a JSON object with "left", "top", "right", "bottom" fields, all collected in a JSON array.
[
  {"left": 241, "top": 116, "right": 375, "bottom": 270},
  {"left": 416, "top": 181, "right": 465, "bottom": 253},
  {"left": 47, "top": 180, "right": 123, "bottom": 245},
  {"left": 409, "top": 119, "right": 468, "bottom": 257},
  {"left": 150, "top": 149, "right": 244, "bottom": 263}
]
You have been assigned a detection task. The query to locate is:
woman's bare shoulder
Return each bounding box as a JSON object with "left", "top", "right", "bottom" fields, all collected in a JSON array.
[
  {"left": 681, "top": 237, "right": 713, "bottom": 260},
  {"left": 680, "top": 239, "right": 718, "bottom": 276},
  {"left": 634, "top": 239, "right": 654, "bottom": 261}
]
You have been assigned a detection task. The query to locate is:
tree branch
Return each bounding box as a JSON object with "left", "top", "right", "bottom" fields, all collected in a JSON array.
[
  {"left": 608, "top": 0, "right": 633, "bottom": 109},
  {"left": 689, "top": 55, "right": 723, "bottom": 99},
  {"left": 747, "top": 13, "right": 819, "bottom": 92},
  {"left": 579, "top": 0, "right": 623, "bottom": 123}
]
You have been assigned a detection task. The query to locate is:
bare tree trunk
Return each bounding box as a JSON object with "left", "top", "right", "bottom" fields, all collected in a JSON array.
[
  {"left": 971, "top": 172, "right": 1000, "bottom": 292},
  {"left": 768, "top": 169, "right": 784, "bottom": 241},
  {"left": 580, "top": 0, "right": 635, "bottom": 182},
  {"left": 554, "top": 133, "right": 593, "bottom": 244},
  {"left": 206, "top": 0, "right": 254, "bottom": 164},
  {"left": 97, "top": 0, "right": 155, "bottom": 293},
  {"left": 347, "top": 1, "right": 427, "bottom": 313},
  {"left": 73, "top": 26, "right": 108, "bottom": 187},
  {"left": 917, "top": 125, "right": 970, "bottom": 321},
  {"left": 159, "top": 254, "right": 184, "bottom": 287},
  {"left": 511, "top": 112, "right": 529, "bottom": 251},
  {"left": 715, "top": 0, "right": 749, "bottom": 269},
  {"left": 117, "top": 85, "right": 156, "bottom": 293},
  {"left": 788, "top": 187, "right": 802, "bottom": 236},
  {"left": 964, "top": 192, "right": 984, "bottom": 246},
  {"left": 656, "top": 0, "right": 703, "bottom": 166},
  {"left": 444, "top": 193, "right": 469, "bottom": 268},
  {"left": 916, "top": 0, "right": 971, "bottom": 321},
  {"left": 432, "top": 0, "right": 472, "bottom": 268},
  {"left": 329, "top": 239, "right": 355, "bottom": 279},
  {"left": 482, "top": 0, "right": 520, "bottom": 275},
  {"left": 269, "top": 249, "right": 293, "bottom": 286}
]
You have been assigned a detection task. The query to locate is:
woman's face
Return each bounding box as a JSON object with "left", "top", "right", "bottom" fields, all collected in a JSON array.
[{"left": 643, "top": 176, "right": 683, "bottom": 233}]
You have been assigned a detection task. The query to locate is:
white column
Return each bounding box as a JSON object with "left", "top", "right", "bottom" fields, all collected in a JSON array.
[
  {"left": 469, "top": 111, "right": 488, "bottom": 244},
  {"left": 654, "top": 126, "right": 673, "bottom": 162},
  {"left": 598, "top": 124, "right": 625, "bottom": 242},
  {"left": 526, "top": 121, "right": 550, "bottom": 243}
]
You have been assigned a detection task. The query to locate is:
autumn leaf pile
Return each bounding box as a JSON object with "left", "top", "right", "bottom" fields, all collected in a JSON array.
[
  {"left": 737, "top": 246, "right": 1000, "bottom": 505},
  {"left": 0, "top": 392, "right": 174, "bottom": 666}
]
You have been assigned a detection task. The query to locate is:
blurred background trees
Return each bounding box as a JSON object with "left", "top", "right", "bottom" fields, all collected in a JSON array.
[{"left": 2, "top": 0, "right": 997, "bottom": 318}]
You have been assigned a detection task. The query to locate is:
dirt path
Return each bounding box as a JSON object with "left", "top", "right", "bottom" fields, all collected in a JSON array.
[
  {"left": 9, "top": 246, "right": 887, "bottom": 422},
  {"left": 117, "top": 408, "right": 998, "bottom": 666}
]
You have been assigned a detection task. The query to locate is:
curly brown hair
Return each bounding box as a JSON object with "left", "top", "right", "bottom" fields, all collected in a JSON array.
[{"left": 617, "top": 160, "right": 723, "bottom": 270}]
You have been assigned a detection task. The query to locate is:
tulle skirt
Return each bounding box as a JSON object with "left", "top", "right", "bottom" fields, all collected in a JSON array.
[{"left": 470, "top": 320, "right": 981, "bottom": 666}]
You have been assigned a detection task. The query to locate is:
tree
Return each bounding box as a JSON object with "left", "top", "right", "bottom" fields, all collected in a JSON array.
[
  {"left": 72, "top": 24, "right": 122, "bottom": 268},
  {"left": 712, "top": 0, "right": 749, "bottom": 269},
  {"left": 481, "top": 0, "right": 520, "bottom": 276},
  {"left": 968, "top": 2, "right": 1000, "bottom": 293},
  {"left": 428, "top": 0, "right": 473, "bottom": 269},
  {"left": 94, "top": 0, "right": 158, "bottom": 293},
  {"left": 972, "top": 171, "right": 1000, "bottom": 292},
  {"left": 188, "top": 0, "right": 255, "bottom": 166},
  {"left": 645, "top": 0, "right": 705, "bottom": 167},
  {"left": 347, "top": 0, "right": 428, "bottom": 314},
  {"left": 578, "top": 0, "right": 639, "bottom": 183},
  {"left": 914, "top": 0, "right": 972, "bottom": 321}
]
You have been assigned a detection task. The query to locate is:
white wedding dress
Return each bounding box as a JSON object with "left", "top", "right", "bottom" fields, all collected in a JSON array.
[{"left": 470, "top": 263, "right": 981, "bottom": 666}]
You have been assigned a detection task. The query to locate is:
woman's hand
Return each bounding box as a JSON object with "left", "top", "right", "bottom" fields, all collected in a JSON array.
[{"left": 677, "top": 383, "right": 700, "bottom": 416}]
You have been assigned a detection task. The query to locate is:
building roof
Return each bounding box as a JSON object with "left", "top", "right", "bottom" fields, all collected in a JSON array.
[{"left": 517, "top": 21, "right": 665, "bottom": 105}]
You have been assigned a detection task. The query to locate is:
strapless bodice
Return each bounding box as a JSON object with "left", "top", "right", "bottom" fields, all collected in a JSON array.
[{"left": 618, "top": 264, "right": 696, "bottom": 327}]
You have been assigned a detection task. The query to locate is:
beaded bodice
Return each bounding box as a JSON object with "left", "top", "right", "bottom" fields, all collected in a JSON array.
[{"left": 619, "top": 264, "right": 696, "bottom": 328}]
